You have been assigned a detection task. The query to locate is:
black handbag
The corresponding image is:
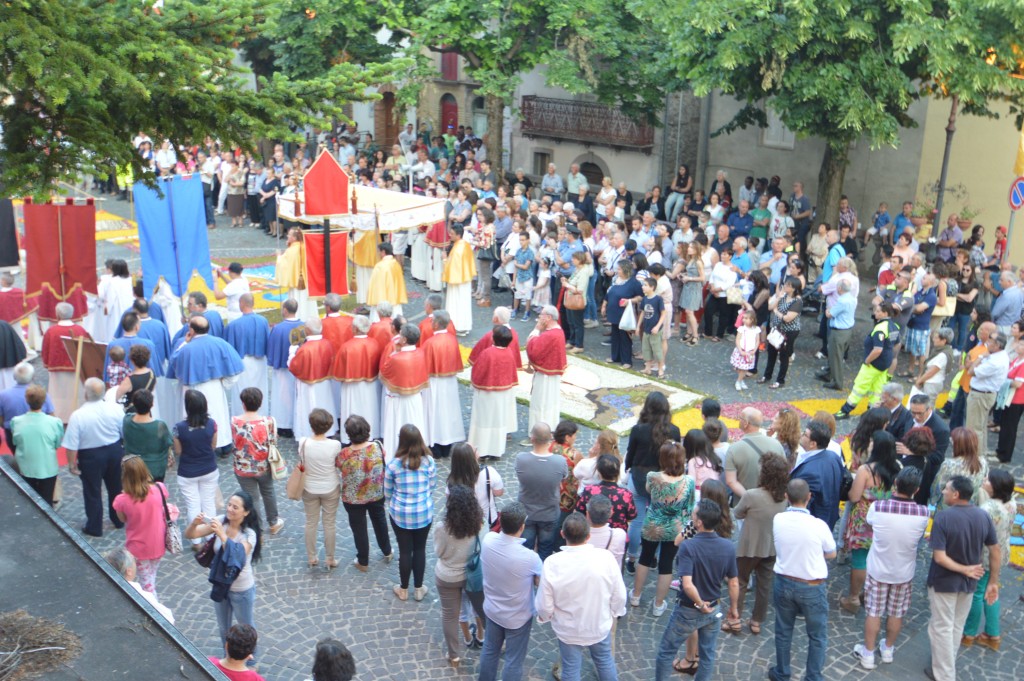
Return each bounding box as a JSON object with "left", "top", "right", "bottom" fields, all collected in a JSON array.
[{"left": 195, "top": 536, "right": 217, "bottom": 568}]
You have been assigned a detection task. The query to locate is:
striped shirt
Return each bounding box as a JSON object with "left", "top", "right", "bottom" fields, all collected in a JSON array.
[{"left": 385, "top": 456, "right": 436, "bottom": 529}]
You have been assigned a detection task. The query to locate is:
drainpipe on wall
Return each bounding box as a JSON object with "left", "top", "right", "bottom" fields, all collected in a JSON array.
[
  {"left": 696, "top": 94, "right": 712, "bottom": 191},
  {"left": 674, "top": 91, "right": 684, "bottom": 173}
]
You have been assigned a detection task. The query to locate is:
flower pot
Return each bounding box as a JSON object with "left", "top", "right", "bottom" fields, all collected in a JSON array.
[
  {"left": 910, "top": 216, "right": 928, "bottom": 227},
  {"left": 956, "top": 218, "right": 972, "bottom": 230}
]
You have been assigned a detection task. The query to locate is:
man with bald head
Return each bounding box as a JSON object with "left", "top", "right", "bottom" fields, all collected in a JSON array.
[
  {"left": 515, "top": 422, "right": 568, "bottom": 560},
  {"left": 724, "top": 408, "right": 785, "bottom": 503},
  {"left": 167, "top": 315, "right": 244, "bottom": 451},
  {"left": 225, "top": 293, "right": 270, "bottom": 415},
  {"left": 64, "top": 377, "right": 126, "bottom": 536}
]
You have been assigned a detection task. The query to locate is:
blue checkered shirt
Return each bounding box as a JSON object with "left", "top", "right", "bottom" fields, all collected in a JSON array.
[{"left": 385, "top": 456, "right": 437, "bottom": 529}]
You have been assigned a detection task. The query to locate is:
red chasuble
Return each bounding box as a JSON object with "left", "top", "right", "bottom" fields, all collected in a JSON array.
[
  {"left": 380, "top": 348, "right": 430, "bottom": 395},
  {"left": 468, "top": 326, "right": 522, "bottom": 370},
  {"left": 368, "top": 317, "right": 393, "bottom": 351},
  {"left": 289, "top": 337, "right": 335, "bottom": 383},
  {"left": 322, "top": 315, "right": 353, "bottom": 352},
  {"left": 331, "top": 336, "right": 381, "bottom": 382},
  {"left": 526, "top": 326, "right": 567, "bottom": 376},
  {"left": 41, "top": 323, "right": 91, "bottom": 371},
  {"left": 471, "top": 345, "right": 519, "bottom": 391},
  {"left": 0, "top": 288, "right": 37, "bottom": 323},
  {"left": 417, "top": 315, "right": 456, "bottom": 347},
  {"left": 423, "top": 331, "right": 464, "bottom": 377}
]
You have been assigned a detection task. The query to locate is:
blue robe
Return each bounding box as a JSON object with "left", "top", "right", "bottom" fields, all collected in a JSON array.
[
  {"left": 224, "top": 313, "right": 270, "bottom": 359},
  {"left": 104, "top": 335, "right": 159, "bottom": 383},
  {"left": 114, "top": 301, "right": 166, "bottom": 338},
  {"left": 166, "top": 334, "right": 244, "bottom": 385},
  {"left": 267, "top": 319, "right": 304, "bottom": 370},
  {"left": 137, "top": 317, "right": 171, "bottom": 368},
  {"left": 170, "top": 310, "right": 224, "bottom": 348}
]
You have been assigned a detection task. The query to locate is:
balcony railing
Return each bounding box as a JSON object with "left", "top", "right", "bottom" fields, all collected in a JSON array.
[{"left": 520, "top": 95, "right": 654, "bottom": 150}]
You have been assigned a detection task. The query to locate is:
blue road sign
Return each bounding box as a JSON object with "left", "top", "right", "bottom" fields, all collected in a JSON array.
[{"left": 1009, "top": 176, "right": 1024, "bottom": 211}]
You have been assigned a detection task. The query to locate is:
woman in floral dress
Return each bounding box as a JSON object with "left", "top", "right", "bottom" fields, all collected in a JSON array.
[
  {"left": 630, "top": 442, "right": 695, "bottom": 617},
  {"left": 840, "top": 430, "right": 901, "bottom": 614},
  {"left": 962, "top": 469, "right": 1015, "bottom": 651},
  {"left": 337, "top": 414, "right": 393, "bottom": 571},
  {"left": 931, "top": 427, "right": 989, "bottom": 511},
  {"left": 552, "top": 420, "right": 583, "bottom": 546}
]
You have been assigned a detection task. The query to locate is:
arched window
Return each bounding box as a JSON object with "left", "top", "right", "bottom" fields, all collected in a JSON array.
[{"left": 579, "top": 161, "right": 604, "bottom": 188}]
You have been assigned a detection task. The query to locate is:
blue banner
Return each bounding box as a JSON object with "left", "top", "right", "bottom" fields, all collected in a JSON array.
[{"left": 133, "top": 175, "right": 213, "bottom": 297}]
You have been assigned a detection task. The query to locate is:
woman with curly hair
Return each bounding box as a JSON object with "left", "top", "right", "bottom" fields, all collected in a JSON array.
[
  {"left": 624, "top": 392, "right": 681, "bottom": 573},
  {"left": 930, "top": 427, "right": 988, "bottom": 511},
  {"left": 433, "top": 484, "right": 485, "bottom": 669},
  {"left": 840, "top": 430, "right": 901, "bottom": 614},
  {"left": 552, "top": 420, "right": 583, "bottom": 541},
  {"left": 730, "top": 454, "right": 789, "bottom": 636},
  {"left": 768, "top": 408, "right": 802, "bottom": 468}
]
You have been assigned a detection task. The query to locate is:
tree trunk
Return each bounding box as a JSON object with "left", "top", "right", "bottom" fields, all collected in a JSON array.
[
  {"left": 816, "top": 141, "right": 851, "bottom": 234},
  {"left": 932, "top": 96, "right": 959, "bottom": 246},
  {"left": 485, "top": 94, "right": 506, "bottom": 187}
]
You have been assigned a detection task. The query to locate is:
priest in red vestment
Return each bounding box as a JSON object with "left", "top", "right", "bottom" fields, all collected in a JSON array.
[
  {"left": 288, "top": 317, "right": 337, "bottom": 439},
  {"left": 525, "top": 305, "right": 567, "bottom": 439},
  {"left": 0, "top": 272, "right": 40, "bottom": 351},
  {"left": 417, "top": 293, "right": 455, "bottom": 347},
  {"left": 379, "top": 323, "right": 429, "bottom": 461},
  {"left": 321, "top": 293, "right": 354, "bottom": 351},
  {"left": 331, "top": 315, "right": 383, "bottom": 440},
  {"left": 368, "top": 303, "right": 394, "bottom": 350},
  {"left": 421, "top": 310, "right": 465, "bottom": 458},
  {"left": 468, "top": 325, "right": 520, "bottom": 459},
  {"left": 468, "top": 305, "right": 523, "bottom": 370},
  {"left": 41, "top": 301, "right": 91, "bottom": 423}
]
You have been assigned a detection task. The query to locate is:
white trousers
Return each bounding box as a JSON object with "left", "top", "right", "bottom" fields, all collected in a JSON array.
[{"left": 178, "top": 469, "right": 220, "bottom": 545}]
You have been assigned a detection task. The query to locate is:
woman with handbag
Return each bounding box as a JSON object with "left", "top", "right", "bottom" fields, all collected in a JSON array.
[
  {"left": 116, "top": 345, "right": 157, "bottom": 412},
  {"left": 759, "top": 275, "right": 804, "bottom": 389},
  {"left": 561, "top": 249, "right": 593, "bottom": 353},
  {"left": 337, "top": 415, "right": 393, "bottom": 572},
  {"left": 296, "top": 408, "right": 343, "bottom": 568},
  {"left": 231, "top": 388, "right": 285, "bottom": 537},
  {"left": 122, "top": 389, "right": 174, "bottom": 483},
  {"left": 113, "top": 455, "right": 171, "bottom": 598},
  {"left": 174, "top": 390, "right": 220, "bottom": 549},
  {"left": 433, "top": 484, "right": 486, "bottom": 669},
  {"left": 446, "top": 442, "right": 503, "bottom": 530},
  {"left": 602, "top": 260, "right": 643, "bottom": 368}
]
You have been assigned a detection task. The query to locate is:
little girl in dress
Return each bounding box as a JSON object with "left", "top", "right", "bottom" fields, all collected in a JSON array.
[
  {"left": 531, "top": 257, "right": 552, "bottom": 312},
  {"left": 731, "top": 309, "right": 761, "bottom": 390}
]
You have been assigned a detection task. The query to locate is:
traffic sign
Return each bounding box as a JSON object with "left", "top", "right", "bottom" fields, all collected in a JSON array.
[{"left": 1009, "top": 176, "right": 1024, "bottom": 211}]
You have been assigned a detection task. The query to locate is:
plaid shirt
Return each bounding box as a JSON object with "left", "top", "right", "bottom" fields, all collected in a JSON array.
[
  {"left": 106, "top": 361, "right": 131, "bottom": 391},
  {"left": 385, "top": 456, "right": 436, "bottom": 529}
]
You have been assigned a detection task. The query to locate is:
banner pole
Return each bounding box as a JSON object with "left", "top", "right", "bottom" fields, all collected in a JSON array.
[
  {"left": 1005, "top": 209, "right": 1016, "bottom": 265},
  {"left": 324, "top": 217, "right": 332, "bottom": 295},
  {"left": 56, "top": 205, "right": 67, "bottom": 299},
  {"left": 71, "top": 335, "right": 85, "bottom": 413}
]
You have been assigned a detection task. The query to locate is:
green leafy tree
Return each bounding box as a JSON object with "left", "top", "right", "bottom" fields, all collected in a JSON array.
[
  {"left": 383, "top": 0, "right": 673, "bottom": 181},
  {"left": 633, "top": 0, "right": 1024, "bottom": 235},
  {"left": 0, "top": 0, "right": 406, "bottom": 194}
]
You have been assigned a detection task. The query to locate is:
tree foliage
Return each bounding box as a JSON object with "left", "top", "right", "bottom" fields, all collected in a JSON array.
[{"left": 0, "top": 0, "right": 406, "bottom": 194}]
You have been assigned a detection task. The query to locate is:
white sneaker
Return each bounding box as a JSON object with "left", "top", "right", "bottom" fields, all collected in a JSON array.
[
  {"left": 740, "top": 380, "right": 749, "bottom": 390},
  {"left": 629, "top": 593, "right": 641, "bottom": 607},
  {"left": 735, "top": 380, "right": 742, "bottom": 391},
  {"left": 853, "top": 644, "right": 876, "bottom": 670},
  {"left": 652, "top": 600, "right": 668, "bottom": 617},
  {"left": 879, "top": 640, "right": 894, "bottom": 663},
  {"left": 815, "top": 351, "right": 827, "bottom": 360}
]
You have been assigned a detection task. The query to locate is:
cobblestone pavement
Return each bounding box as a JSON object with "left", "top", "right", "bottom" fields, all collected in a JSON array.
[{"left": 34, "top": 199, "right": 1024, "bottom": 679}]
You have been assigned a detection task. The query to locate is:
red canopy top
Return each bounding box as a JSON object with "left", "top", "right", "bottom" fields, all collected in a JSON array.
[{"left": 303, "top": 149, "right": 350, "bottom": 217}]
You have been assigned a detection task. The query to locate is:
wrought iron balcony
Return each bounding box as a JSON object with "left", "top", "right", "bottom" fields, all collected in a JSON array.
[{"left": 520, "top": 95, "right": 655, "bottom": 150}]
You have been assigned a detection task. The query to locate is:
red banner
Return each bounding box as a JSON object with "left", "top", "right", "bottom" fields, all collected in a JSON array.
[
  {"left": 24, "top": 202, "right": 96, "bottom": 319},
  {"left": 304, "top": 231, "right": 349, "bottom": 297},
  {"left": 303, "top": 150, "right": 350, "bottom": 216}
]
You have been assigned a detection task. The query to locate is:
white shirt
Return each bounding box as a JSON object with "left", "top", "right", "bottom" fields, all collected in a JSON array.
[
  {"left": 130, "top": 581, "right": 175, "bottom": 624},
  {"left": 970, "top": 350, "right": 1009, "bottom": 393},
  {"left": 709, "top": 262, "right": 738, "bottom": 297},
  {"left": 773, "top": 507, "right": 835, "bottom": 581},
  {"left": 587, "top": 524, "right": 627, "bottom": 568},
  {"left": 474, "top": 465, "right": 504, "bottom": 523},
  {"left": 221, "top": 277, "right": 251, "bottom": 319},
  {"left": 63, "top": 399, "right": 125, "bottom": 451},
  {"left": 200, "top": 158, "right": 218, "bottom": 185},
  {"left": 535, "top": 543, "right": 627, "bottom": 646},
  {"left": 865, "top": 497, "right": 929, "bottom": 583}
]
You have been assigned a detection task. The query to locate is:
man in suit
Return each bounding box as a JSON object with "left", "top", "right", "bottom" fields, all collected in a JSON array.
[
  {"left": 897, "top": 393, "right": 950, "bottom": 506},
  {"left": 791, "top": 420, "right": 845, "bottom": 531},
  {"left": 880, "top": 383, "right": 914, "bottom": 442}
]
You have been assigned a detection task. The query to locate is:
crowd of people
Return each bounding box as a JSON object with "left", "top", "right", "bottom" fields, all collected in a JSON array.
[{"left": 2, "top": 127, "right": 1022, "bottom": 681}]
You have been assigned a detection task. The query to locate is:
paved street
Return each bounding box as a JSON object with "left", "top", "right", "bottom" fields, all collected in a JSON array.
[{"left": 35, "top": 197, "right": 1024, "bottom": 679}]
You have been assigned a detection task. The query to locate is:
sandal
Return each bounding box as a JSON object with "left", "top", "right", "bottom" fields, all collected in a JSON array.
[
  {"left": 720, "top": 618, "right": 742, "bottom": 634},
  {"left": 673, "top": 658, "right": 699, "bottom": 675},
  {"left": 748, "top": 620, "right": 761, "bottom": 635},
  {"left": 308, "top": 558, "right": 319, "bottom": 568},
  {"left": 687, "top": 338, "right": 697, "bottom": 347}
]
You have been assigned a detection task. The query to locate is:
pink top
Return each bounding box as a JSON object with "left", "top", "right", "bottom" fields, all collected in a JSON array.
[
  {"left": 687, "top": 458, "right": 720, "bottom": 492},
  {"left": 112, "top": 483, "right": 168, "bottom": 561},
  {"left": 1009, "top": 357, "right": 1024, "bottom": 405}
]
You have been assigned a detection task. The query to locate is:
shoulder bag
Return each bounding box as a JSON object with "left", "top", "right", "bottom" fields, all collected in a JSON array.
[
  {"left": 286, "top": 439, "right": 307, "bottom": 501},
  {"left": 485, "top": 466, "right": 502, "bottom": 533},
  {"left": 464, "top": 536, "right": 484, "bottom": 592},
  {"left": 564, "top": 287, "right": 586, "bottom": 310},
  {"left": 157, "top": 483, "right": 183, "bottom": 555},
  {"left": 194, "top": 536, "right": 217, "bottom": 568},
  {"left": 267, "top": 422, "right": 288, "bottom": 480}
]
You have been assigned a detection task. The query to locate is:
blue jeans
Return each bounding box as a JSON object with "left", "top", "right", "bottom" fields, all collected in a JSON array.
[
  {"left": 520, "top": 519, "right": 558, "bottom": 561},
  {"left": 213, "top": 586, "right": 258, "bottom": 662},
  {"left": 665, "top": 192, "right": 686, "bottom": 222},
  {"left": 626, "top": 476, "right": 650, "bottom": 560},
  {"left": 770, "top": 576, "right": 828, "bottom": 681},
  {"left": 952, "top": 313, "right": 972, "bottom": 351},
  {"left": 585, "top": 275, "right": 598, "bottom": 322},
  {"left": 478, "top": 615, "right": 533, "bottom": 681},
  {"left": 558, "top": 633, "right": 618, "bottom": 681},
  {"left": 655, "top": 604, "right": 721, "bottom": 681}
]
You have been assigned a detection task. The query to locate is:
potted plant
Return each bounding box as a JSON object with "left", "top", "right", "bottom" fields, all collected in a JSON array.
[
  {"left": 957, "top": 205, "right": 979, "bottom": 229},
  {"left": 910, "top": 195, "right": 935, "bottom": 228}
]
